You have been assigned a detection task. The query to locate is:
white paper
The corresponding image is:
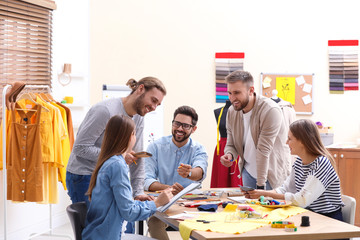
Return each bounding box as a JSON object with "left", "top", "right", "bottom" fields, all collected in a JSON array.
[
  {"left": 296, "top": 76, "right": 305, "bottom": 86},
  {"left": 302, "top": 83, "right": 312, "bottom": 93},
  {"left": 302, "top": 94, "right": 312, "bottom": 105},
  {"left": 227, "top": 196, "right": 247, "bottom": 203},
  {"left": 157, "top": 182, "right": 201, "bottom": 212},
  {"left": 262, "top": 82, "right": 271, "bottom": 89}
]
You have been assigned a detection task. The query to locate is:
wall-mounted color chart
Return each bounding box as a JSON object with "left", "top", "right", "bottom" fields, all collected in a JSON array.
[
  {"left": 328, "top": 40, "right": 359, "bottom": 94},
  {"left": 215, "top": 52, "right": 244, "bottom": 103},
  {"left": 260, "top": 73, "right": 314, "bottom": 115}
]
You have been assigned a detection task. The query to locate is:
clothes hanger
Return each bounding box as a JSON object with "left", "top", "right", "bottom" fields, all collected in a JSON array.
[
  {"left": 45, "top": 93, "right": 55, "bottom": 101},
  {"left": 16, "top": 93, "right": 49, "bottom": 112},
  {"left": 39, "top": 92, "right": 52, "bottom": 102}
]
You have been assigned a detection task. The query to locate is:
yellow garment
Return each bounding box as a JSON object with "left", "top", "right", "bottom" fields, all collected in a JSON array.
[
  {"left": 179, "top": 205, "right": 307, "bottom": 240},
  {"left": 50, "top": 101, "right": 70, "bottom": 190},
  {"left": 36, "top": 96, "right": 66, "bottom": 168}
]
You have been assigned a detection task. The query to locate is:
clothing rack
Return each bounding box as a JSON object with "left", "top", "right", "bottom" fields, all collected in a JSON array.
[{"left": 2, "top": 84, "right": 71, "bottom": 240}]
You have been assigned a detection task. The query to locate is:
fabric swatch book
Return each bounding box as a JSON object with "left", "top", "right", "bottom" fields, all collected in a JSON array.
[{"left": 157, "top": 182, "right": 201, "bottom": 212}]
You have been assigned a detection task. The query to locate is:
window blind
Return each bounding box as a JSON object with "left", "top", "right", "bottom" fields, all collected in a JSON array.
[{"left": 0, "top": 0, "right": 56, "bottom": 118}]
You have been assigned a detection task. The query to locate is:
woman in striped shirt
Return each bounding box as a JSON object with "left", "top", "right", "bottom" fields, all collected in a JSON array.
[{"left": 244, "top": 119, "right": 344, "bottom": 221}]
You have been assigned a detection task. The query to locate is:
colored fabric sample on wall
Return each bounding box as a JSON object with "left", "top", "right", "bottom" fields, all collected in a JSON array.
[
  {"left": 215, "top": 52, "right": 244, "bottom": 103},
  {"left": 328, "top": 40, "right": 359, "bottom": 93}
]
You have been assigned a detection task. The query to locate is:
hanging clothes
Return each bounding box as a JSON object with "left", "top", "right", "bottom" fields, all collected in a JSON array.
[
  {"left": 50, "top": 101, "right": 71, "bottom": 190},
  {"left": 1, "top": 91, "right": 73, "bottom": 204},
  {"left": 7, "top": 104, "right": 43, "bottom": 202},
  {"left": 211, "top": 100, "right": 242, "bottom": 188}
]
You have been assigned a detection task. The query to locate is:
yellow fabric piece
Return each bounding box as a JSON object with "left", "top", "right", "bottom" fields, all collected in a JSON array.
[
  {"left": 223, "top": 203, "right": 238, "bottom": 212},
  {"left": 179, "top": 205, "right": 307, "bottom": 240}
]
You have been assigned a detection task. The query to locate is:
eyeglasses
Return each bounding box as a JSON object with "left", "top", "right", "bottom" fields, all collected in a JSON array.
[{"left": 172, "top": 120, "right": 194, "bottom": 130}]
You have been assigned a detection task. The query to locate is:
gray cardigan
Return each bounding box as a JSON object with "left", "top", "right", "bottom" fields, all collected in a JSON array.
[
  {"left": 224, "top": 94, "right": 291, "bottom": 188},
  {"left": 66, "top": 97, "right": 145, "bottom": 197}
]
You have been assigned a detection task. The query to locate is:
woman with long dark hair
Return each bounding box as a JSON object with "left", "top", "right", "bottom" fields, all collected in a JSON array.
[
  {"left": 82, "top": 115, "right": 172, "bottom": 239},
  {"left": 244, "top": 119, "right": 344, "bottom": 221}
]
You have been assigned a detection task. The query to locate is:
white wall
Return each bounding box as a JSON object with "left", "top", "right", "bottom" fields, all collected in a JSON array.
[
  {"left": 0, "top": 1, "right": 89, "bottom": 239},
  {"left": 89, "top": 0, "right": 360, "bottom": 189}
]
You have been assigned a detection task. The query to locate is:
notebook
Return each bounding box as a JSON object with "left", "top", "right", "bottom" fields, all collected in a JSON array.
[{"left": 157, "top": 182, "right": 201, "bottom": 212}]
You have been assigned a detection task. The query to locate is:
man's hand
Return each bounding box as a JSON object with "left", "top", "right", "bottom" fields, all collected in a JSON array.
[
  {"left": 220, "top": 153, "right": 234, "bottom": 167},
  {"left": 171, "top": 182, "right": 184, "bottom": 195},
  {"left": 135, "top": 194, "right": 154, "bottom": 201},
  {"left": 177, "top": 163, "right": 191, "bottom": 178},
  {"left": 125, "top": 151, "right": 139, "bottom": 165}
]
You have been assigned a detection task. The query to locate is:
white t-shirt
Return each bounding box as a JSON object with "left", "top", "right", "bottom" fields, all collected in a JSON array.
[{"left": 242, "top": 109, "right": 257, "bottom": 178}]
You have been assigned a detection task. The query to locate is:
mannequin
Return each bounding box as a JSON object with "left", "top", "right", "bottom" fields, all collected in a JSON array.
[
  {"left": 210, "top": 100, "right": 241, "bottom": 188},
  {"left": 271, "top": 89, "right": 281, "bottom": 103},
  {"left": 271, "top": 89, "right": 296, "bottom": 165},
  {"left": 271, "top": 89, "right": 296, "bottom": 129}
]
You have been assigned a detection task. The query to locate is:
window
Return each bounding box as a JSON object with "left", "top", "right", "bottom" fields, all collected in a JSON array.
[{"left": 0, "top": 0, "right": 56, "bottom": 117}]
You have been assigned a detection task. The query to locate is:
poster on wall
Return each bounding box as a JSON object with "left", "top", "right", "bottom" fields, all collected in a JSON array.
[
  {"left": 260, "top": 73, "right": 314, "bottom": 115},
  {"left": 215, "top": 52, "right": 244, "bottom": 103},
  {"left": 328, "top": 40, "right": 359, "bottom": 94}
]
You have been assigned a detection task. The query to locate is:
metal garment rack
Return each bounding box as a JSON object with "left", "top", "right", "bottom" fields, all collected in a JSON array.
[{"left": 2, "top": 84, "right": 71, "bottom": 240}]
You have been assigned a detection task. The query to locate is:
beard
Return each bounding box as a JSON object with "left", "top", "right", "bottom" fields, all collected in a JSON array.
[
  {"left": 172, "top": 129, "right": 191, "bottom": 144},
  {"left": 133, "top": 92, "right": 147, "bottom": 116},
  {"left": 232, "top": 95, "right": 250, "bottom": 111}
]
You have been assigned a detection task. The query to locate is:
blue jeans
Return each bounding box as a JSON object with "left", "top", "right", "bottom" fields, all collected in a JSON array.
[
  {"left": 241, "top": 167, "right": 272, "bottom": 190},
  {"left": 66, "top": 171, "right": 91, "bottom": 207},
  {"left": 65, "top": 171, "right": 135, "bottom": 234}
]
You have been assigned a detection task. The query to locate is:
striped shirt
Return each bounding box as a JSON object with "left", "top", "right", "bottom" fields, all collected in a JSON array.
[{"left": 276, "top": 156, "right": 343, "bottom": 213}]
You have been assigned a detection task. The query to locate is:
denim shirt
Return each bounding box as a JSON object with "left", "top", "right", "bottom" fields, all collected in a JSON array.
[
  {"left": 144, "top": 136, "right": 208, "bottom": 190},
  {"left": 82, "top": 155, "right": 156, "bottom": 240}
]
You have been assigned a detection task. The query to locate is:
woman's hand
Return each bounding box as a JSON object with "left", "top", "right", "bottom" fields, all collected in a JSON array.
[
  {"left": 244, "top": 189, "right": 266, "bottom": 199},
  {"left": 155, "top": 188, "right": 173, "bottom": 208}
]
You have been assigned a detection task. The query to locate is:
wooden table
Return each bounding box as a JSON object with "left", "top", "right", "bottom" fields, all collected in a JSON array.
[{"left": 154, "top": 194, "right": 360, "bottom": 240}]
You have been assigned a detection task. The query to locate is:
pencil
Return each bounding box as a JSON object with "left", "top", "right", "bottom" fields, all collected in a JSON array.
[{"left": 133, "top": 160, "right": 137, "bottom": 165}]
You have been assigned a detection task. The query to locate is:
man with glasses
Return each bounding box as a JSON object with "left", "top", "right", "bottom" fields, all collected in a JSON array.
[{"left": 144, "top": 105, "right": 208, "bottom": 240}]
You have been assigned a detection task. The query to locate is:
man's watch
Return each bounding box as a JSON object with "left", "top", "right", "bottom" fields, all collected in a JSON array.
[
  {"left": 187, "top": 170, "right": 192, "bottom": 178},
  {"left": 256, "top": 185, "right": 265, "bottom": 190}
]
